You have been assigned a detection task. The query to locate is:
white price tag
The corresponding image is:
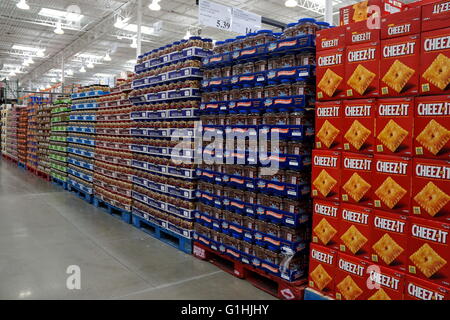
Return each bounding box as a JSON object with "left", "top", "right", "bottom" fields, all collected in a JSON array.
[
  {"left": 231, "top": 7, "right": 261, "bottom": 34},
  {"left": 199, "top": 0, "right": 232, "bottom": 31}
]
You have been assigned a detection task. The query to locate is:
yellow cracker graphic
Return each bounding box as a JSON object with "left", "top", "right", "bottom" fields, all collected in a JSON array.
[
  {"left": 414, "top": 182, "right": 450, "bottom": 217},
  {"left": 382, "top": 60, "right": 415, "bottom": 93},
  {"left": 416, "top": 119, "right": 450, "bottom": 156},
  {"left": 336, "top": 275, "right": 363, "bottom": 300},
  {"left": 310, "top": 264, "right": 333, "bottom": 291},
  {"left": 313, "top": 169, "right": 338, "bottom": 197},
  {"left": 342, "top": 172, "right": 371, "bottom": 202},
  {"left": 377, "top": 120, "right": 409, "bottom": 153},
  {"left": 340, "top": 225, "right": 368, "bottom": 254},
  {"left": 375, "top": 177, "right": 407, "bottom": 209},
  {"left": 344, "top": 120, "right": 371, "bottom": 150},
  {"left": 347, "top": 64, "right": 376, "bottom": 95},
  {"left": 318, "top": 69, "right": 343, "bottom": 97},
  {"left": 409, "top": 243, "right": 447, "bottom": 278},
  {"left": 317, "top": 120, "right": 340, "bottom": 149},
  {"left": 422, "top": 53, "right": 450, "bottom": 90},
  {"left": 372, "top": 233, "right": 404, "bottom": 265},
  {"left": 352, "top": 1, "right": 368, "bottom": 22},
  {"left": 368, "top": 288, "right": 392, "bottom": 300},
  {"left": 314, "top": 218, "right": 337, "bottom": 245}
]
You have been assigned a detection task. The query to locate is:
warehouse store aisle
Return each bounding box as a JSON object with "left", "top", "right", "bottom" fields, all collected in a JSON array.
[{"left": 0, "top": 159, "right": 274, "bottom": 300}]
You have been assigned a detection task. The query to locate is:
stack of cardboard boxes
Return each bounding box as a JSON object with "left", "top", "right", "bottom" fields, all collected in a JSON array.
[{"left": 309, "top": 0, "right": 449, "bottom": 300}]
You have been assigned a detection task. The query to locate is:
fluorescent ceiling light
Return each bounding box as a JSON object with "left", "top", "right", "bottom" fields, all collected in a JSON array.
[
  {"left": 76, "top": 53, "right": 103, "bottom": 60},
  {"left": 114, "top": 17, "right": 130, "bottom": 28},
  {"left": 115, "top": 23, "right": 155, "bottom": 35},
  {"left": 79, "top": 66, "right": 86, "bottom": 73},
  {"left": 38, "top": 8, "right": 83, "bottom": 22},
  {"left": 149, "top": 0, "right": 161, "bottom": 11},
  {"left": 54, "top": 22, "right": 64, "bottom": 35},
  {"left": 67, "top": 69, "right": 74, "bottom": 76},
  {"left": 104, "top": 53, "right": 111, "bottom": 61},
  {"left": 36, "top": 50, "right": 45, "bottom": 57},
  {"left": 87, "top": 62, "right": 94, "bottom": 69},
  {"left": 130, "top": 38, "right": 137, "bottom": 48},
  {"left": 9, "top": 71, "right": 16, "bottom": 76},
  {"left": 184, "top": 30, "right": 191, "bottom": 40},
  {"left": 16, "top": 0, "right": 30, "bottom": 10},
  {"left": 285, "top": 0, "right": 298, "bottom": 7},
  {"left": 12, "top": 45, "right": 42, "bottom": 52}
]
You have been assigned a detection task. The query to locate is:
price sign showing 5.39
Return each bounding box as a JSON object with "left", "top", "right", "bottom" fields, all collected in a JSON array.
[
  {"left": 216, "top": 18, "right": 231, "bottom": 30},
  {"left": 199, "top": 0, "right": 232, "bottom": 31}
]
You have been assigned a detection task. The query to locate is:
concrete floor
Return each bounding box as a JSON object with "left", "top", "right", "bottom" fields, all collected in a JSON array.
[{"left": 0, "top": 159, "right": 275, "bottom": 300}]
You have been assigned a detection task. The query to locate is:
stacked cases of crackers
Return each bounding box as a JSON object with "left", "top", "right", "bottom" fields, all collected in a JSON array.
[
  {"left": 67, "top": 85, "right": 109, "bottom": 196},
  {"left": 49, "top": 96, "right": 71, "bottom": 184},
  {"left": 129, "top": 37, "right": 213, "bottom": 246},
  {"left": 3, "top": 105, "right": 20, "bottom": 160},
  {"left": 17, "top": 106, "right": 28, "bottom": 166},
  {"left": 93, "top": 77, "right": 134, "bottom": 212},
  {"left": 26, "top": 98, "right": 40, "bottom": 170},
  {"left": 309, "top": 0, "right": 450, "bottom": 300},
  {"left": 0, "top": 104, "right": 10, "bottom": 155},
  {"left": 194, "top": 23, "right": 321, "bottom": 281},
  {"left": 36, "top": 100, "right": 52, "bottom": 175}
]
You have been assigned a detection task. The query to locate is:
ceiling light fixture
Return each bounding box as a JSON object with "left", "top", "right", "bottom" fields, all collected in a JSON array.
[
  {"left": 51, "top": 78, "right": 56, "bottom": 83},
  {"left": 12, "top": 45, "right": 41, "bottom": 52},
  {"left": 184, "top": 30, "right": 191, "bottom": 40},
  {"left": 16, "top": 0, "right": 30, "bottom": 10},
  {"left": 22, "top": 60, "right": 29, "bottom": 66},
  {"left": 54, "top": 22, "right": 64, "bottom": 35},
  {"left": 79, "top": 66, "right": 86, "bottom": 73},
  {"left": 38, "top": 8, "right": 84, "bottom": 22},
  {"left": 9, "top": 71, "right": 16, "bottom": 76},
  {"left": 36, "top": 50, "right": 45, "bottom": 57},
  {"left": 67, "top": 69, "right": 74, "bottom": 76},
  {"left": 104, "top": 53, "right": 111, "bottom": 61},
  {"left": 87, "top": 61, "right": 94, "bottom": 69},
  {"left": 285, "top": 0, "right": 298, "bottom": 7},
  {"left": 114, "top": 16, "right": 130, "bottom": 29},
  {"left": 26, "top": 57, "right": 34, "bottom": 64},
  {"left": 148, "top": 0, "right": 161, "bottom": 11},
  {"left": 130, "top": 38, "right": 137, "bottom": 48}
]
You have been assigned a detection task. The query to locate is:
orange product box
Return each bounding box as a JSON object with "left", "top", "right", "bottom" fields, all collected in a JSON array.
[
  {"left": 366, "top": 265, "right": 406, "bottom": 300},
  {"left": 335, "top": 252, "right": 370, "bottom": 300},
  {"left": 341, "top": 152, "right": 374, "bottom": 207},
  {"left": 412, "top": 158, "right": 450, "bottom": 222},
  {"left": 342, "top": 99, "right": 376, "bottom": 153},
  {"left": 381, "top": 6, "right": 421, "bottom": 39},
  {"left": 312, "top": 150, "right": 341, "bottom": 202},
  {"left": 380, "top": 34, "right": 420, "bottom": 96},
  {"left": 339, "top": 0, "right": 404, "bottom": 26},
  {"left": 373, "top": 154, "right": 413, "bottom": 214},
  {"left": 312, "top": 199, "right": 340, "bottom": 250},
  {"left": 421, "top": 0, "right": 450, "bottom": 32},
  {"left": 338, "top": 203, "right": 372, "bottom": 260},
  {"left": 345, "top": 43, "right": 381, "bottom": 98},
  {"left": 407, "top": 217, "right": 450, "bottom": 287},
  {"left": 315, "top": 100, "right": 342, "bottom": 150},
  {"left": 316, "top": 48, "right": 346, "bottom": 101},
  {"left": 345, "top": 20, "right": 381, "bottom": 46},
  {"left": 375, "top": 97, "right": 414, "bottom": 156},
  {"left": 308, "top": 243, "right": 337, "bottom": 298},
  {"left": 413, "top": 95, "right": 450, "bottom": 159},
  {"left": 316, "top": 25, "right": 346, "bottom": 51},
  {"left": 371, "top": 209, "right": 409, "bottom": 271},
  {"left": 404, "top": 275, "right": 450, "bottom": 300},
  {"left": 419, "top": 27, "right": 450, "bottom": 95}
]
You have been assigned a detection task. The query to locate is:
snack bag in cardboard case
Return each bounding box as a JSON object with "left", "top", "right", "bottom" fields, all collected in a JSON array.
[
  {"left": 308, "top": 243, "right": 337, "bottom": 298},
  {"left": 381, "top": 7, "right": 421, "bottom": 40},
  {"left": 342, "top": 99, "right": 376, "bottom": 153},
  {"left": 315, "top": 100, "right": 342, "bottom": 150},
  {"left": 335, "top": 252, "right": 370, "bottom": 300},
  {"left": 407, "top": 217, "right": 450, "bottom": 288},
  {"left": 371, "top": 209, "right": 409, "bottom": 272},
  {"left": 312, "top": 199, "right": 340, "bottom": 250},
  {"left": 316, "top": 48, "right": 346, "bottom": 101},
  {"left": 316, "top": 25, "right": 345, "bottom": 52},
  {"left": 312, "top": 150, "right": 341, "bottom": 202},
  {"left": 366, "top": 265, "right": 406, "bottom": 300},
  {"left": 341, "top": 152, "right": 374, "bottom": 207},
  {"left": 338, "top": 203, "right": 372, "bottom": 260},
  {"left": 404, "top": 275, "right": 450, "bottom": 300},
  {"left": 375, "top": 97, "right": 414, "bottom": 156},
  {"left": 421, "top": 0, "right": 450, "bottom": 32},
  {"left": 412, "top": 158, "right": 450, "bottom": 222}
]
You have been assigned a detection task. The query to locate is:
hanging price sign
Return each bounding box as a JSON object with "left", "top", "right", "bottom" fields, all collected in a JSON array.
[{"left": 198, "top": 0, "right": 232, "bottom": 31}]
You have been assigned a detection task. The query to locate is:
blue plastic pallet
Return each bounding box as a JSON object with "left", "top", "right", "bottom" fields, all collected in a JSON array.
[
  {"left": 52, "top": 177, "right": 68, "bottom": 190},
  {"left": 67, "top": 184, "right": 93, "bottom": 204},
  {"left": 93, "top": 197, "right": 131, "bottom": 224},
  {"left": 131, "top": 214, "right": 192, "bottom": 254},
  {"left": 18, "top": 162, "right": 26, "bottom": 169},
  {"left": 303, "top": 288, "right": 333, "bottom": 300}
]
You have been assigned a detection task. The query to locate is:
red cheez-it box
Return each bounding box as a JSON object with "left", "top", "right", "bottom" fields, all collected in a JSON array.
[
  {"left": 366, "top": 265, "right": 405, "bottom": 300},
  {"left": 342, "top": 99, "right": 375, "bottom": 153},
  {"left": 371, "top": 210, "right": 409, "bottom": 271},
  {"left": 381, "top": 7, "right": 421, "bottom": 40},
  {"left": 316, "top": 25, "right": 345, "bottom": 51},
  {"left": 335, "top": 252, "right": 369, "bottom": 300},
  {"left": 419, "top": 27, "right": 450, "bottom": 95},
  {"left": 316, "top": 48, "right": 346, "bottom": 100},
  {"left": 408, "top": 217, "right": 450, "bottom": 287},
  {"left": 375, "top": 97, "right": 414, "bottom": 156},
  {"left": 312, "top": 150, "right": 341, "bottom": 202},
  {"left": 405, "top": 275, "right": 450, "bottom": 300},
  {"left": 341, "top": 152, "right": 373, "bottom": 206},
  {"left": 373, "top": 154, "right": 412, "bottom": 214},
  {"left": 339, "top": 0, "right": 404, "bottom": 26},
  {"left": 338, "top": 203, "right": 372, "bottom": 260},
  {"left": 308, "top": 243, "right": 337, "bottom": 298},
  {"left": 414, "top": 95, "right": 450, "bottom": 159},
  {"left": 312, "top": 199, "right": 340, "bottom": 250},
  {"left": 345, "top": 42, "right": 380, "bottom": 98},
  {"left": 380, "top": 34, "right": 420, "bottom": 96},
  {"left": 421, "top": 0, "right": 450, "bottom": 32},
  {"left": 412, "top": 158, "right": 450, "bottom": 222},
  {"left": 315, "top": 100, "right": 342, "bottom": 150},
  {"left": 345, "top": 20, "right": 380, "bottom": 45}
]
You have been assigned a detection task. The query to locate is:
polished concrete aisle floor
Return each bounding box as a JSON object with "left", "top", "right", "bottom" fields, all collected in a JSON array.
[{"left": 0, "top": 159, "right": 275, "bottom": 300}]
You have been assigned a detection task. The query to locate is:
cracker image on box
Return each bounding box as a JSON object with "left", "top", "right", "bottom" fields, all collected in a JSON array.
[
  {"left": 413, "top": 182, "right": 450, "bottom": 217},
  {"left": 342, "top": 172, "right": 371, "bottom": 202},
  {"left": 317, "top": 120, "right": 340, "bottom": 149},
  {"left": 340, "top": 225, "right": 368, "bottom": 254},
  {"left": 347, "top": 64, "right": 376, "bottom": 95},
  {"left": 422, "top": 53, "right": 450, "bottom": 91},
  {"left": 314, "top": 218, "right": 338, "bottom": 245},
  {"left": 313, "top": 169, "right": 338, "bottom": 197},
  {"left": 336, "top": 275, "right": 363, "bottom": 300},
  {"left": 368, "top": 288, "right": 392, "bottom": 300},
  {"left": 382, "top": 60, "right": 415, "bottom": 94},
  {"left": 344, "top": 120, "right": 371, "bottom": 150},
  {"left": 372, "top": 233, "right": 404, "bottom": 265},
  {"left": 352, "top": 1, "right": 368, "bottom": 22},
  {"left": 310, "top": 264, "right": 333, "bottom": 291},
  {"left": 318, "top": 69, "right": 343, "bottom": 98},
  {"left": 409, "top": 243, "right": 447, "bottom": 278},
  {"left": 375, "top": 177, "right": 407, "bottom": 209},
  {"left": 377, "top": 120, "right": 409, "bottom": 153},
  {"left": 416, "top": 119, "right": 450, "bottom": 156}
]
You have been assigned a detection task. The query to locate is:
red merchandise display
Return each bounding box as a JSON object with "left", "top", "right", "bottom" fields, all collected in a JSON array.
[
  {"left": 404, "top": 275, "right": 450, "bottom": 300},
  {"left": 334, "top": 252, "right": 370, "bottom": 300},
  {"left": 366, "top": 265, "right": 406, "bottom": 300},
  {"left": 339, "top": 0, "right": 404, "bottom": 26},
  {"left": 381, "top": 7, "right": 422, "bottom": 39},
  {"left": 316, "top": 48, "right": 346, "bottom": 100},
  {"left": 312, "top": 150, "right": 341, "bottom": 201},
  {"left": 315, "top": 100, "right": 342, "bottom": 150},
  {"left": 342, "top": 99, "right": 376, "bottom": 153},
  {"left": 345, "top": 20, "right": 381, "bottom": 45},
  {"left": 308, "top": 244, "right": 337, "bottom": 298},
  {"left": 312, "top": 199, "right": 340, "bottom": 249},
  {"left": 341, "top": 152, "right": 374, "bottom": 206},
  {"left": 421, "top": 0, "right": 450, "bottom": 32},
  {"left": 316, "top": 25, "right": 346, "bottom": 51}
]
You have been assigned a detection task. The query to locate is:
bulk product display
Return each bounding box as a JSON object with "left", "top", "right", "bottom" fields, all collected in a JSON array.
[
  {"left": 308, "top": 0, "right": 450, "bottom": 301},
  {"left": 17, "top": 106, "right": 28, "bottom": 167},
  {"left": 0, "top": 105, "right": 9, "bottom": 155},
  {"left": 26, "top": 99, "right": 40, "bottom": 171},
  {"left": 193, "top": 19, "right": 318, "bottom": 298},
  {"left": 3, "top": 105, "right": 21, "bottom": 161},
  {"left": 67, "top": 85, "right": 109, "bottom": 199},
  {"left": 36, "top": 100, "right": 52, "bottom": 176},
  {"left": 129, "top": 36, "right": 213, "bottom": 253}
]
